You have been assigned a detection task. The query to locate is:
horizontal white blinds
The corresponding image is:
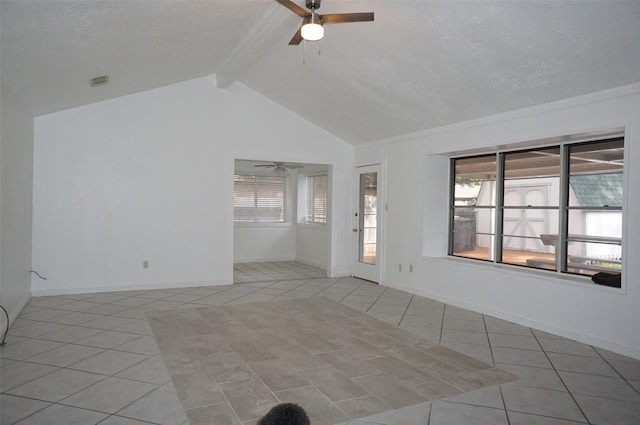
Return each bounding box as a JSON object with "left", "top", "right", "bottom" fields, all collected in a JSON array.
[
  {"left": 234, "top": 174, "right": 287, "bottom": 222},
  {"left": 306, "top": 174, "right": 328, "bottom": 223}
]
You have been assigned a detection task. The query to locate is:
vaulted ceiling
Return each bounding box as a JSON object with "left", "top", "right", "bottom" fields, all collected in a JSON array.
[{"left": 2, "top": 0, "right": 640, "bottom": 144}]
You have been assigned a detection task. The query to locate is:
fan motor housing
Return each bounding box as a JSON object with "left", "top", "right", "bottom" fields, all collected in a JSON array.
[{"left": 306, "top": 0, "right": 321, "bottom": 10}]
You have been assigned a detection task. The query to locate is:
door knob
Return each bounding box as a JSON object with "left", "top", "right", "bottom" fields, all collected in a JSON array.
[{"left": 352, "top": 228, "right": 358, "bottom": 232}]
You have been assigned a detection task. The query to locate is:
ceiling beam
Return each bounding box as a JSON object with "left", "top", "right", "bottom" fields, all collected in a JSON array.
[{"left": 215, "top": 4, "right": 299, "bottom": 89}]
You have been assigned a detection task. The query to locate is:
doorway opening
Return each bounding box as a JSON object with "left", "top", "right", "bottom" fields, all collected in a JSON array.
[
  {"left": 353, "top": 164, "right": 383, "bottom": 283},
  {"left": 233, "top": 159, "right": 331, "bottom": 282}
]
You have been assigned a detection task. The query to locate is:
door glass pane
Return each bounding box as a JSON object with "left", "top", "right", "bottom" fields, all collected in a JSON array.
[{"left": 359, "top": 172, "right": 377, "bottom": 265}]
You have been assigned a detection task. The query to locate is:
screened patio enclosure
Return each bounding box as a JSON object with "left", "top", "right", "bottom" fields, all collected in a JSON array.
[{"left": 451, "top": 138, "right": 623, "bottom": 276}]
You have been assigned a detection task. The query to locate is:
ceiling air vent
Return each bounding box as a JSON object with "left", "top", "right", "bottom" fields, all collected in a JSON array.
[{"left": 90, "top": 75, "right": 109, "bottom": 87}]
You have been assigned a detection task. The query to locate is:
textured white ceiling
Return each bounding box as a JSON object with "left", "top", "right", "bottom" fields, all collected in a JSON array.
[{"left": 2, "top": 1, "right": 640, "bottom": 144}]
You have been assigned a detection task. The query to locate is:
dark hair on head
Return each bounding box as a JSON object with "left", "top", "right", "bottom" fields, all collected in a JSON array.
[{"left": 258, "top": 403, "right": 310, "bottom": 425}]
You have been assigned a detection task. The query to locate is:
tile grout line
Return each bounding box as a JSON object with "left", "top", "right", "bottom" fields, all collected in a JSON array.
[
  {"left": 364, "top": 286, "right": 392, "bottom": 314},
  {"left": 57, "top": 378, "right": 161, "bottom": 423},
  {"left": 5, "top": 346, "right": 166, "bottom": 394},
  {"left": 271, "top": 277, "right": 334, "bottom": 300},
  {"left": 197, "top": 360, "right": 246, "bottom": 425},
  {"left": 426, "top": 400, "right": 433, "bottom": 425},
  {"left": 481, "top": 314, "right": 497, "bottom": 367},
  {"left": 593, "top": 347, "right": 640, "bottom": 397},
  {"left": 5, "top": 372, "right": 114, "bottom": 424},
  {"left": 529, "top": 330, "right": 593, "bottom": 425},
  {"left": 3, "top": 280, "right": 244, "bottom": 424},
  {"left": 330, "top": 277, "right": 370, "bottom": 304},
  {"left": 393, "top": 292, "right": 413, "bottom": 328},
  {"left": 437, "top": 304, "right": 447, "bottom": 344},
  {"left": 2, "top": 303, "right": 176, "bottom": 424},
  {"left": 498, "top": 385, "right": 512, "bottom": 425},
  {"left": 0, "top": 392, "right": 53, "bottom": 421}
]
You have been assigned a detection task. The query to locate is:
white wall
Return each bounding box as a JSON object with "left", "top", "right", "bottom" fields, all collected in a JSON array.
[
  {"left": 0, "top": 81, "right": 34, "bottom": 324},
  {"left": 294, "top": 168, "right": 330, "bottom": 269},
  {"left": 356, "top": 83, "right": 640, "bottom": 359},
  {"left": 234, "top": 225, "right": 297, "bottom": 263},
  {"left": 296, "top": 224, "right": 329, "bottom": 269},
  {"left": 32, "top": 76, "right": 352, "bottom": 295},
  {"left": 233, "top": 222, "right": 330, "bottom": 269}
]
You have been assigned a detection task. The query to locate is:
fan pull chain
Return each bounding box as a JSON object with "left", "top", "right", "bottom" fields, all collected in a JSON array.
[{"left": 301, "top": 41, "right": 322, "bottom": 65}]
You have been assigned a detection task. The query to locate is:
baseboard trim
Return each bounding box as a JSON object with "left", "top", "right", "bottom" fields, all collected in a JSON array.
[
  {"left": 31, "top": 279, "right": 231, "bottom": 297},
  {"left": 384, "top": 279, "right": 640, "bottom": 360},
  {"left": 294, "top": 257, "right": 327, "bottom": 270},
  {"left": 233, "top": 257, "right": 296, "bottom": 264}
]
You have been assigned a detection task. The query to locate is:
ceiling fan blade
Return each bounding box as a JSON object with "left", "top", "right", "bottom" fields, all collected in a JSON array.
[
  {"left": 288, "top": 24, "right": 304, "bottom": 45},
  {"left": 254, "top": 164, "right": 275, "bottom": 168},
  {"left": 284, "top": 164, "right": 304, "bottom": 169},
  {"left": 275, "top": 0, "right": 308, "bottom": 17},
  {"left": 321, "top": 12, "right": 374, "bottom": 24}
]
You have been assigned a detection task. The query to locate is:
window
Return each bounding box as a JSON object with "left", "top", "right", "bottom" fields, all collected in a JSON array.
[
  {"left": 234, "top": 173, "right": 288, "bottom": 222},
  {"left": 449, "top": 135, "right": 624, "bottom": 278},
  {"left": 305, "top": 174, "right": 328, "bottom": 224}
]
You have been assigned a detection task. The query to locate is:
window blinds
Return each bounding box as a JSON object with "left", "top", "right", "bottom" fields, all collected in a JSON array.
[
  {"left": 306, "top": 174, "right": 328, "bottom": 223},
  {"left": 234, "top": 174, "right": 287, "bottom": 222}
]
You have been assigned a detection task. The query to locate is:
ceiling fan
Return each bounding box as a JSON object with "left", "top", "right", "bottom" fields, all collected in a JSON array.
[
  {"left": 254, "top": 162, "right": 304, "bottom": 173},
  {"left": 276, "top": 0, "right": 374, "bottom": 45}
]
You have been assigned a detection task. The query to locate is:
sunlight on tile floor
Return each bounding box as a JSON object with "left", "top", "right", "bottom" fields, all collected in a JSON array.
[{"left": 147, "top": 298, "right": 516, "bottom": 424}]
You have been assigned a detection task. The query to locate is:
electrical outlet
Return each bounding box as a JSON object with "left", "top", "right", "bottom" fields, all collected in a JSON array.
[
  {"left": 409, "top": 264, "right": 413, "bottom": 272},
  {"left": 143, "top": 260, "right": 149, "bottom": 269},
  {"left": 399, "top": 264, "right": 402, "bottom": 272}
]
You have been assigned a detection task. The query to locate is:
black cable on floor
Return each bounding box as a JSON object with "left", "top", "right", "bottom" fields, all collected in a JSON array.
[
  {"left": 30, "top": 270, "right": 47, "bottom": 280},
  {"left": 0, "top": 304, "right": 9, "bottom": 346}
]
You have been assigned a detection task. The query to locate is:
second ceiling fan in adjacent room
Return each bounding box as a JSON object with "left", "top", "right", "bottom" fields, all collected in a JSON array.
[{"left": 254, "top": 161, "right": 304, "bottom": 174}]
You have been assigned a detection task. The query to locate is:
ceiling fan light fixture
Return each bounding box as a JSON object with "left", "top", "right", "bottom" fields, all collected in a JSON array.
[
  {"left": 273, "top": 167, "right": 288, "bottom": 175},
  {"left": 301, "top": 14, "right": 324, "bottom": 41}
]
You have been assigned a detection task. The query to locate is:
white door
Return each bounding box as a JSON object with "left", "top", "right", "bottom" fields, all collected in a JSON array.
[
  {"left": 353, "top": 164, "right": 382, "bottom": 282},
  {"left": 503, "top": 185, "right": 549, "bottom": 252}
]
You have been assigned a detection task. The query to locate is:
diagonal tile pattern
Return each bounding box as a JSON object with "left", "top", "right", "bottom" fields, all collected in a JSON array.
[
  {"left": 0, "top": 261, "right": 636, "bottom": 424},
  {"left": 146, "top": 296, "right": 517, "bottom": 423},
  {"left": 233, "top": 261, "right": 326, "bottom": 284}
]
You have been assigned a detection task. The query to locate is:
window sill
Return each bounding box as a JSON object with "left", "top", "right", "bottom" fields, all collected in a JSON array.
[
  {"left": 234, "top": 222, "right": 292, "bottom": 228},
  {"left": 421, "top": 255, "right": 626, "bottom": 294},
  {"left": 297, "top": 222, "right": 328, "bottom": 229}
]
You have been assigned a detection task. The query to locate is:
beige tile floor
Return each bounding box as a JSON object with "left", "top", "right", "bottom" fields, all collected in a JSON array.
[
  {"left": 147, "top": 297, "right": 516, "bottom": 425},
  {"left": 1, "top": 261, "right": 639, "bottom": 425},
  {"left": 233, "top": 261, "right": 326, "bottom": 284}
]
